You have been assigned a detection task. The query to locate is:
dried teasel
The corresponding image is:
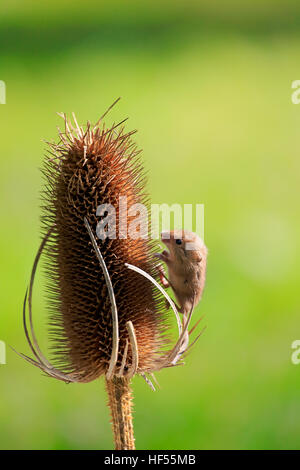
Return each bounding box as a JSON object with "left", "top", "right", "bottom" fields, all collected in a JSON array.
[{"left": 16, "top": 100, "right": 206, "bottom": 450}]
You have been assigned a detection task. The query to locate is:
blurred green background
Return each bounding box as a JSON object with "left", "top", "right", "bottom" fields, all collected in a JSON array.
[{"left": 1, "top": 0, "right": 300, "bottom": 450}]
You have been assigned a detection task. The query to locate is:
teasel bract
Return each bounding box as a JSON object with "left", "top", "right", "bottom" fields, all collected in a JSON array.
[{"left": 17, "top": 100, "right": 205, "bottom": 450}]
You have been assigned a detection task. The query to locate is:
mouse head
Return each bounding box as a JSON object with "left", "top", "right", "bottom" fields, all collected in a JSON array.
[{"left": 161, "top": 230, "right": 206, "bottom": 263}]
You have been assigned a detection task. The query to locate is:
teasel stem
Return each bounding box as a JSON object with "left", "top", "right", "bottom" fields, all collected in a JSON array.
[{"left": 105, "top": 375, "right": 135, "bottom": 450}]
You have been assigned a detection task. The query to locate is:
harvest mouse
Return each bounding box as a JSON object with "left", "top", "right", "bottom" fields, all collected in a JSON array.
[{"left": 155, "top": 230, "right": 207, "bottom": 317}]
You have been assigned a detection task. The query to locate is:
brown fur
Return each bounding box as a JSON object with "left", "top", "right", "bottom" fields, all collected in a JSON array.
[{"left": 156, "top": 230, "right": 207, "bottom": 316}]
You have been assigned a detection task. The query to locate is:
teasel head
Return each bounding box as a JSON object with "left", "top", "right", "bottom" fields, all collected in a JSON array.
[{"left": 16, "top": 100, "right": 205, "bottom": 450}]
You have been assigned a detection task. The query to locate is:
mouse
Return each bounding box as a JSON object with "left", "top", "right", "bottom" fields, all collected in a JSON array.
[{"left": 155, "top": 230, "right": 207, "bottom": 317}]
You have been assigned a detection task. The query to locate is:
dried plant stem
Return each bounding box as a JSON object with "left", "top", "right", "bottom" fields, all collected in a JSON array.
[{"left": 105, "top": 376, "right": 135, "bottom": 450}]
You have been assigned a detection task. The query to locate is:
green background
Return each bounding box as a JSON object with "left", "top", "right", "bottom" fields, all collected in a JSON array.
[{"left": 1, "top": 0, "right": 300, "bottom": 450}]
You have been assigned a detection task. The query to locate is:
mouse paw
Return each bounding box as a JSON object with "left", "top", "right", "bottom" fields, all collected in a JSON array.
[{"left": 154, "top": 251, "right": 169, "bottom": 263}]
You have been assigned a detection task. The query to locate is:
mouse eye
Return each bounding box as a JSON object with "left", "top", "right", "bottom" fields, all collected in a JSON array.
[{"left": 175, "top": 239, "right": 182, "bottom": 245}]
